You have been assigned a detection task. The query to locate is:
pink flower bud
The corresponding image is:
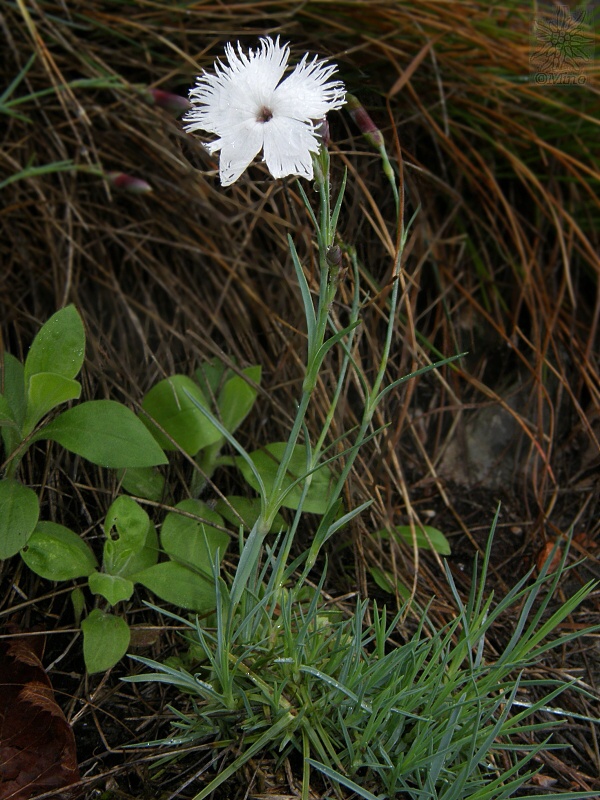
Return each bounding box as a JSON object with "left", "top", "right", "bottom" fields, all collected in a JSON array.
[
  {"left": 345, "top": 93, "right": 384, "bottom": 149},
  {"left": 106, "top": 172, "right": 152, "bottom": 194},
  {"left": 142, "top": 87, "right": 191, "bottom": 116},
  {"left": 315, "top": 117, "right": 331, "bottom": 146}
]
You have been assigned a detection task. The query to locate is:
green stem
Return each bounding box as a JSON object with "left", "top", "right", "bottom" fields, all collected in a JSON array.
[
  {"left": 305, "top": 184, "right": 406, "bottom": 566},
  {"left": 231, "top": 147, "right": 337, "bottom": 606},
  {"left": 265, "top": 148, "right": 336, "bottom": 508},
  {"left": 313, "top": 246, "right": 361, "bottom": 456},
  {"left": 264, "top": 389, "right": 312, "bottom": 520}
]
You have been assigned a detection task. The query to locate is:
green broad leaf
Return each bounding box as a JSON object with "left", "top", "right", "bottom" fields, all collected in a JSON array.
[
  {"left": 24, "top": 372, "right": 81, "bottom": 433},
  {"left": 81, "top": 609, "right": 131, "bottom": 673},
  {"left": 1, "top": 426, "right": 20, "bottom": 463},
  {"left": 21, "top": 521, "right": 97, "bottom": 580},
  {"left": 369, "top": 565, "right": 394, "bottom": 593},
  {"left": 218, "top": 366, "right": 261, "bottom": 434},
  {"left": 88, "top": 571, "right": 134, "bottom": 605},
  {"left": 105, "top": 495, "right": 150, "bottom": 555},
  {"left": 132, "top": 561, "right": 217, "bottom": 611},
  {"left": 0, "top": 393, "right": 17, "bottom": 427},
  {"left": 1, "top": 353, "right": 26, "bottom": 428},
  {"left": 237, "top": 443, "right": 335, "bottom": 514},
  {"left": 40, "top": 400, "right": 169, "bottom": 468},
  {"left": 128, "top": 522, "right": 159, "bottom": 574},
  {"left": 161, "top": 499, "right": 229, "bottom": 573},
  {"left": 378, "top": 525, "right": 452, "bottom": 556},
  {"left": 141, "top": 375, "right": 221, "bottom": 456},
  {"left": 23, "top": 305, "right": 85, "bottom": 386},
  {"left": 1, "top": 425, "right": 21, "bottom": 464},
  {"left": 71, "top": 587, "right": 85, "bottom": 625},
  {"left": 368, "top": 566, "right": 410, "bottom": 600},
  {"left": 396, "top": 524, "right": 451, "bottom": 555},
  {"left": 103, "top": 495, "right": 158, "bottom": 576},
  {"left": 0, "top": 479, "right": 39, "bottom": 559},
  {"left": 195, "top": 359, "right": 227, "bottom": 398},
  {"left": 118, "top": 466, "right": 165, "bottom": 502},
  {"left": 215, "top": 495, "right": 285, "bottom": 533}
]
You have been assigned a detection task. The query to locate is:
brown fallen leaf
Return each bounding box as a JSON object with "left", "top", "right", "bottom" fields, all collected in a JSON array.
[
  {"left": 536, "top": 541, "right": 562, "bottom": 574},
  {"left": 0, "top": 633, "right": 80, "bottom": 800},
  {"left": 573, "top": 530, "right": 598, "bottom": 552},
  {"left": 531, "top": 773, "right": 558, "bottom": 789}
]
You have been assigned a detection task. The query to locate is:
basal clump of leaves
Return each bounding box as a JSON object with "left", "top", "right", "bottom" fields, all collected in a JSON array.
[{"left": 129, "top": 523, "right": 599, "bottom": 800}]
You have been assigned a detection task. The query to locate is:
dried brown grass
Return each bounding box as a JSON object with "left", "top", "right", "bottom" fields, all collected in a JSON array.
[{"left": 1, "top": 0, "right": 599, "bottom": 795}]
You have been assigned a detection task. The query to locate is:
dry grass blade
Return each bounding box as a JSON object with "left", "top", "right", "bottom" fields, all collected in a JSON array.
[{"left": 1, "top": 0, "right": 599, "bottom": 796}]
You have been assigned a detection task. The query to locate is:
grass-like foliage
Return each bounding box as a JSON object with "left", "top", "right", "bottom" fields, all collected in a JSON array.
[
  {"left": 129, "top": 517, "right": 597, "bottom": 800},
  {"left": 122, "top": 32, "right": 599, "bottom": 798},
  {"left": 2, "top": 2, "right": 599, "bottom": 795}
]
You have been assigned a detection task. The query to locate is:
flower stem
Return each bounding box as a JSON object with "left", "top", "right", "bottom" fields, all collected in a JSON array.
[
  {"left": 231, "top": 146, "right": 339, "bottom": 606},
  {"left": 267, "top": 148, "right": 336, "bottom": 501}
]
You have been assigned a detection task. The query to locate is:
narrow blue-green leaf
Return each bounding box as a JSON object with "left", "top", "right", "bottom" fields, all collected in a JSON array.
[
  {"left": 215, "top": 495, "right": 285, "bottom": 533},
  {"left": 0, "top": 53, "right": 35, "bottom": 105},
  {"left": 313, "top": 320, "right": 361, "bottom": 364},
  {"left": 191, "top": 714, "right": 294, "bottom": 800},
  {"left": 237, "top": 443, "right": 335, "bottom": 514},
  {"left": 495, "top": 792, "right": 600, "bottom": 799},
  {"left": 0, "top": 160, "right": 78, "bottom": 191},
  {"left": 288, "top": 234, "right": 317, "bottom": 350},
  {"left": 375, "top": 353, "right": 465, "bottom": 404},
  {"left": 295, "top": 181, "right": 319, "bottom": 229},
  {"left": 307, "top": 759, "right": 381, "bottom": 800},
  {"left": 330, "top": 167, "right": 348, "bottom": 234},
  {"left": 183, "top": 389, "right": 267, "bottom": 502},
  {"left": 126, "top": 655, "right": 221, "bottom": 697}
]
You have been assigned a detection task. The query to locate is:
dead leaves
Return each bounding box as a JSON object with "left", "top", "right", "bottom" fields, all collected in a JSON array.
[{"left": 0, "top": 635, "right": 80, "bottom": 800}]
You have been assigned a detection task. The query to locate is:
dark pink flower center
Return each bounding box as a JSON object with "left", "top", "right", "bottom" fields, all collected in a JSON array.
[{"left": 257, "top": 106, "right": 274, "bottom": 123}]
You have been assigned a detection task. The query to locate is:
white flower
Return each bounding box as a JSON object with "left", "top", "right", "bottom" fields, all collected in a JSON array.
[{"left": 184, "top": 36, "right": 346, "bottom": 186}]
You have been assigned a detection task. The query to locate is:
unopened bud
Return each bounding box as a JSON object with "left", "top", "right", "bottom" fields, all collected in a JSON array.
[
  {"left": 106, "top": 172, "right": 152, "bottom": 194},
  {"left": 141, "top": 87, "right": 191, "bottom": 116},
  {"left": 345, "top": 93, "right": 384, "bottom": 149},
  {"left": 326, "top": 245, "right": 342, "bottom": 269},
  {"left": 315, "top": 117, "right": 331, "bottom": 146}
]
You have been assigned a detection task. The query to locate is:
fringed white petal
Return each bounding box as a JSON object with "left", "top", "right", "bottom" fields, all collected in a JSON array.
[
  {"left": 184, "top": 35, "right": 345, "bottom": 185},
  {"left": 272, "top": 54, "right": 346, "bottom": 121},
  {"left": 262, "top": 117, "right": 320, "bottom": 181},
  {"left": 217, "top": 123, "right": 265, "bottom": 186}
]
